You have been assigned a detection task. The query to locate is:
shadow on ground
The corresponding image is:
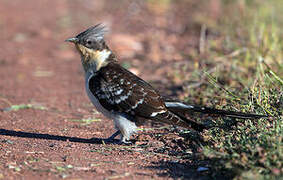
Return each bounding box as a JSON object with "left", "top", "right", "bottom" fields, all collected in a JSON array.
[
  {"left": 0, "top": 129, "right": 121, "bottom": 144},
  {"left": 0, "top": 128, "right": 237, "bottom": 179},
  {"left": 146, "top": 160, "right": 209, "bottom": 180},
  {"left": 145, "top": 159, "right": 236, "bottom": 180}
]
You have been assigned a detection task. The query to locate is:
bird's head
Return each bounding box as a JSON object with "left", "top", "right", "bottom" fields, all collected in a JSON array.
[{"left": 66, "top": 24, "right": 115, "bottom": 72}]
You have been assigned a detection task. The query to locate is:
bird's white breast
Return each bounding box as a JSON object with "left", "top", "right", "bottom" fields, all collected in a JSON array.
[{"left": 85, "top": 71, "right": 114, "bottom": 120}]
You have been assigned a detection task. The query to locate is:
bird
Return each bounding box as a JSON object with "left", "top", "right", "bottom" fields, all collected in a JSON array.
[{"left": 65, "top": 24, "right": 267, "bottom": 143}]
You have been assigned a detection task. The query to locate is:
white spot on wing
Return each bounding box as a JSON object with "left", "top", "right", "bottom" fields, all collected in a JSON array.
[
  {"left": 115, "top": 94, "right": 129, "bottom": 104},
  {"left": 132, "top": 98, "right": 144, "bottom": 109},
  {"left": 115, "top": 89, "right": 123, "bottom": 95},
  {"left": 127, "top": 91, "right": 132, "bottom": 96},
  {"left": 165, "top": 102, "right": 194, "bottom": 109},
  {"left": 150, "top": 110, "right": 166, "bottom": 117}
]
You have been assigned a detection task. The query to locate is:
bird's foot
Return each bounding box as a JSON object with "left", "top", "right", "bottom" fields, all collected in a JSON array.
[
  {"left": 92, "top": 131, "right": 134, "bottom": 145},
  {"left": 120, "top": 140, "right": 133, "bottom": 145},
  {"left": 119, "top": 136, "right": 135, "bottom": 145}
]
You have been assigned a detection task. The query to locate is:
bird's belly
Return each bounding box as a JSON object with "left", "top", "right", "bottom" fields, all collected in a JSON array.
[{"left": 84, "top": 73, "right": 113, "bottom": 119}]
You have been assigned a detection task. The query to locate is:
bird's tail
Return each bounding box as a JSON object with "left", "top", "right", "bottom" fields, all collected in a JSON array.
[
  {"left": 151, "top": 109, "right": 207, "bottom": 131},
  {"left": 165, "top": 101, "right": 268, "bottom": 119}
]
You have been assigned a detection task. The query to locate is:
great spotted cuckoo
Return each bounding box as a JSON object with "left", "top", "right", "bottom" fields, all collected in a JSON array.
[{"left": 66, "top": 24, "right": 267, "bottom": 143}]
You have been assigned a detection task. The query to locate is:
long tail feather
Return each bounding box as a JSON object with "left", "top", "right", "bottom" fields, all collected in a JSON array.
[
  {"left": 151, "top": 110, "right": 206, "bottom": 131},
  {"left": 165, "top": 101, "right": 268, "bottom": 119}
]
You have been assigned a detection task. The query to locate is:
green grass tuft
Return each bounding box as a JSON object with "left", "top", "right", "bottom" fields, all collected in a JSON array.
[
  {"left": 170, "top": 0, "right": 283, "bottom": 179},
  {"left": 1, "top": 104, "right": 47, "bottom": 112}
]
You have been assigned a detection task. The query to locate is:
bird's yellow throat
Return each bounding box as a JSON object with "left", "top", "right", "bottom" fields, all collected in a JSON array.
[{"left": 75, "top": 44, "right": 111, "bottom": 72}]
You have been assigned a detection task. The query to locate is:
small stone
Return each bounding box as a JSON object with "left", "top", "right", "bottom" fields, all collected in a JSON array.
[{"left": 197, "top": 166, "right": 209, "bottom": 172}]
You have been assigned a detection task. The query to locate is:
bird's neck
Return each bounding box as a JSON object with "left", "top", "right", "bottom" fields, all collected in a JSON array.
[{"left": 76, "top": 44, "right": 117, "bottom": 72}]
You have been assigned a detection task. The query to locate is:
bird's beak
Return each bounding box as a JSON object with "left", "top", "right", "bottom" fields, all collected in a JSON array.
[{"left": 65, "top": 37, "right": 79, "bottom": 43}]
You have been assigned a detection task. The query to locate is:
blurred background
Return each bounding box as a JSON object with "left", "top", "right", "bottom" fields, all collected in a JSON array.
[
  {"left": 0, "top": 0, "right": 282, "bottom": 179},
  {"left": 0, "top": 0, "right": 281, "bottom": 105}
]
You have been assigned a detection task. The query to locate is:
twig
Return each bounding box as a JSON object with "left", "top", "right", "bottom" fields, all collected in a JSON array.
[
  {"left": 204, "top": 71, "right": 242, "bottom": 101},
  {"left": 199, "top": 24, "right": 207, "bottom": 54}
]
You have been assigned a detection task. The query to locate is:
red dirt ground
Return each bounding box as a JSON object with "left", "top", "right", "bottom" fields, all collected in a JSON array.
[{"left": 0, "top": 1, "right": 212, "bottom": 179}]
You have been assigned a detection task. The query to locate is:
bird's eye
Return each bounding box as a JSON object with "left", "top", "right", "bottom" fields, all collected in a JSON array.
[{"left": 86, "top": 40, "right": 92, "bottom": 46}]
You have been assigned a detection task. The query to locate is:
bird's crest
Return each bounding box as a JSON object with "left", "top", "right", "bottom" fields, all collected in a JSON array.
[{"left": 76, "top": 24, "right": 107, "bottom": 41}]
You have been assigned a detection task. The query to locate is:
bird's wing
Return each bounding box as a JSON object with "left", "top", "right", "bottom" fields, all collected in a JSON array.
[
  {"left": 88, "top": 63, "right": 206, "bottom": 130},
  {"left": 88, "top": 62, "right": 167, "bottom": 118}
]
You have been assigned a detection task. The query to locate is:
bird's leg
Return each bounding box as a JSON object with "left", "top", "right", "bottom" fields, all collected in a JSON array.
[
  {"left": 106, "top": 130, "right": 121, "bottom": 141},
  {"left": 105, "top": 131, "right": 132, "bottom": 144}
]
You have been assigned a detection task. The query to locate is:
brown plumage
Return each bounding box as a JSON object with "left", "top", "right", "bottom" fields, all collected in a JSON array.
[{"left": 88, "top": 61, "right": 206, "bottom": 131}]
